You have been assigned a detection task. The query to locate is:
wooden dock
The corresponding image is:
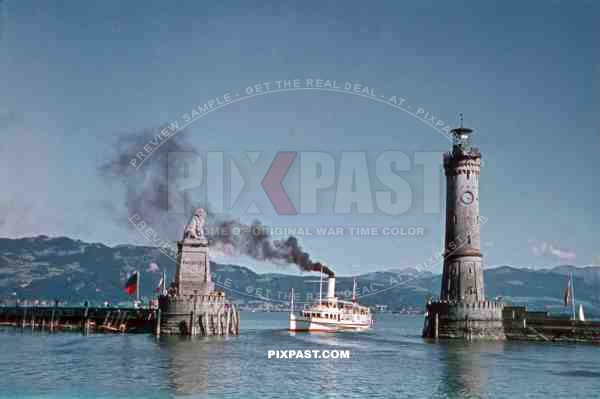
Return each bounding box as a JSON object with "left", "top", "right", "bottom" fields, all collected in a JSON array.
[{"left": 0, "top": 306, "right": 157, "bottom": 334}]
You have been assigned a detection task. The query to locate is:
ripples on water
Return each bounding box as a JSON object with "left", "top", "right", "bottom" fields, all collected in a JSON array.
[{"left": 1, "top": 313, "right": 599, "bottom": 398}]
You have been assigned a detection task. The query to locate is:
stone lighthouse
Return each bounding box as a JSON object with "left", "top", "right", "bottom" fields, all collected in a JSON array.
[{"left": 422, "top": 116, "right": 505, "bottom": 340}]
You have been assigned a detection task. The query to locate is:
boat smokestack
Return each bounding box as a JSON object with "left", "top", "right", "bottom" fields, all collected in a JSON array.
[
  {"left": 309, "top": 262, "right": 335, "bottom": 277},
  {"left": 327, "top": 276, "right": 336, "bottom": 299}
]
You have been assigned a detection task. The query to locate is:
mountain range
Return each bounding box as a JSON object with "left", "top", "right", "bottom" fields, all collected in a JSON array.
[{"left": 1, "top": 236, "right": 599, "bottom": 316}]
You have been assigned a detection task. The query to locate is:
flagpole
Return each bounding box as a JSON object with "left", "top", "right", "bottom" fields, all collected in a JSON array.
[
  {"left": 136, "top": 270, "right": 140, "bottom": 303},
  {"left": 571, "top": 272, "right": 576, "bottom": 321}
]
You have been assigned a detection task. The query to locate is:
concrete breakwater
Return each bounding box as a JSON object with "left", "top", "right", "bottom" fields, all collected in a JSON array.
[
  {"left": 0, "top": 306, "right": 157, "bottom": 334},
  {"left": 503, "top": 306, "right": 600, "bottom": 343},
  {"left": 424, "top": 303, "right": 600, "bottom": 343}
]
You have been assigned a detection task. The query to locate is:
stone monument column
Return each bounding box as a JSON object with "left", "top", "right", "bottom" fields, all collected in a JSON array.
[
  {"left": 175, "top": 240, "right": 214, "bottom": 295},
  {"left": 158, "top": 208, "right": 239, "bottom": 336},
  {"left": 175, "top": 208, "right": 214, "bottom": 295}
]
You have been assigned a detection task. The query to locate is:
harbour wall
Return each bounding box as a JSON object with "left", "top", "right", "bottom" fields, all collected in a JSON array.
[
  {"left": 423, "top": 300, "right": 505, "bottom": 340},
  {"left": 424, "top": 302, "right": 600, "bottom": 343},
  {"left": 158, "top": 293, "right": 240, "bottom": 336},
  {"left": 503, "top": 306, "right": 600, "bottom": 343},
  {"left": 0, "top": 306, "right": 156, "bottom": 334}
]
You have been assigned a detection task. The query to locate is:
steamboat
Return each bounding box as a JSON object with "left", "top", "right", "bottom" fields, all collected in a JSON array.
[{"left": 289, "top": 266, "right": 373, "bottom": 332}]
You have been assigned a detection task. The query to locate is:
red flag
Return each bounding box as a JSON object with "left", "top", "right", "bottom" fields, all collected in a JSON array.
[
  {"left": 564, "top": 275, "right": 572, "bottom": 307},
  {"left": 124, "top": 272, "right": 138, "bottom": 296},
  {"left": 154, "top": 276, "right": 164, "bottom": 293}
]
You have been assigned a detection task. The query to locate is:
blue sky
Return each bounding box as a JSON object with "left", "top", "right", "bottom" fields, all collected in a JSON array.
[{"left": 0, "top": 0, "right": 598, "bottom": 275}]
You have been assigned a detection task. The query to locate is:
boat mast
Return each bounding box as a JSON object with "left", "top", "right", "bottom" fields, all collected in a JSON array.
[{"left": 319, "top": 265, "right": 323, "bottom": 304}]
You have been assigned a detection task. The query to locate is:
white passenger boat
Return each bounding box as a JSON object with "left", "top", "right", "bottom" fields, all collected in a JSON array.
[{"left": 289, "top": 272, "right": 373, "bottom": 332}]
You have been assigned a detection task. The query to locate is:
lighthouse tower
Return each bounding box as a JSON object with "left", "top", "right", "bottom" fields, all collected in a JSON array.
[
  {"left": 422, "top": 115, "right": 505, "bottom": 340},
  {"left": 441, "top": 119, "right": 484, "bottom": 302}
]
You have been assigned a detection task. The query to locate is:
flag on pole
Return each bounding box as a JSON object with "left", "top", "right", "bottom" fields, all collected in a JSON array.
[
  {"left": 124, "top": 272, "right": 139, "bottom": 296},
  {"left": 155, "top": 276, "right": 164, "bottom": 293},
  {"left": 564, "top": 275, "right": 573, "bottom": 307}
]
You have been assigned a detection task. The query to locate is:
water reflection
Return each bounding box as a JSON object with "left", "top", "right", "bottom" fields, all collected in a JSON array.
[
  {"left": 159, "top": 336, "right": 241, "bottom": 396},
  {"left": 311, "top": 335, "right": 340, "bottom": 396},
  {"left": 438, "top": 341, "right": 505, "bottom": 399},
  {"left": 160, "top": 336, "right": 210, "bottom": 395}
]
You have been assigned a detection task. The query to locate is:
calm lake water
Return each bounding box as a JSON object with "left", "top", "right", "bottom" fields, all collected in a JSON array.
[{"left": 1, "top": 312, "right": 599, "bottom": 399}]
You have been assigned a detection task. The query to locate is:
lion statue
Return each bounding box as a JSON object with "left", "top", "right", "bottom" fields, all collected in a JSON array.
[{"left": 183, "top": 208, "right": 207, "bottom": 241}]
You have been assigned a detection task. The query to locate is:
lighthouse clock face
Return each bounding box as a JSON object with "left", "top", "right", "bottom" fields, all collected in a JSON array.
[{"left": 461, "top": 191, "right": 474, "bottom": 205}]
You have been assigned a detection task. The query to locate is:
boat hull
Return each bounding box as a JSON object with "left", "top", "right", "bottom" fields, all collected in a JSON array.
[{"left": 289, "top": 313, "right": 371, "bottom": 332}]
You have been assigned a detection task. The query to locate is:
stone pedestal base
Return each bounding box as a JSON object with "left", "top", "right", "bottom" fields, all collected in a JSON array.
[
  {"left": 158, "top": 293, "right": 240, "bottom": 336},
  {"left": 423, "top": 300, "right": 505, "bottom": 340},
  {"left": 175, "top": 239, "right": 214, "bottom": 296}
]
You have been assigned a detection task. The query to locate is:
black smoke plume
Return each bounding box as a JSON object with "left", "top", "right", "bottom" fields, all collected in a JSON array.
[
  {"left": 101, "top": 127, "right": 333, "bottom": 276},
  {"left": 205, "top": 219, "right": 334, "bottom": 276},
  {"left": 99, "top": 127, "right": 201, "bottom": 239}
]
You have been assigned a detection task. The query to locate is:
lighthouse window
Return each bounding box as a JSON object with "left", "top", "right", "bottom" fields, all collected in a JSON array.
[{"left": 467, "top": 234, "right": 472, "bottom": 245}]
